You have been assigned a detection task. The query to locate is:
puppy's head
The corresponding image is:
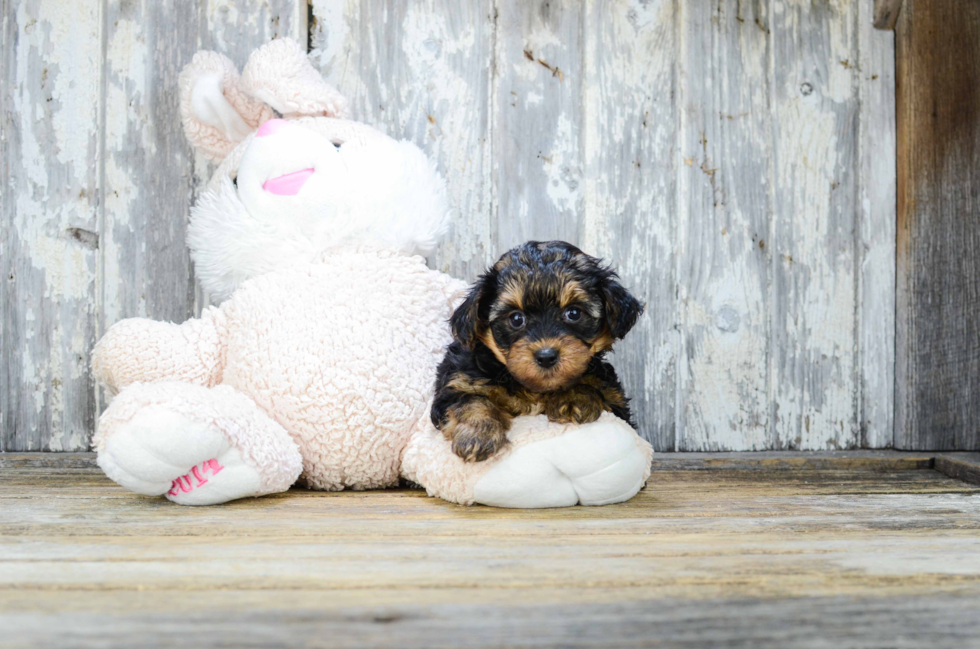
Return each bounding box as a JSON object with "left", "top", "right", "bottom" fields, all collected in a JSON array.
[{"left": 451, "top": 241, "right": 643, "bottom": 392}]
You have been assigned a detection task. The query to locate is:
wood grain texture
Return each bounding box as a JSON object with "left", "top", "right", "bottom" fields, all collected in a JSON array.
[
  {"left": 100, "top": 0, "right": 202, "bottom": 334},
  {"left": 873, "top": 0, "right": 904, "bottom": 30},
  {"left": 934, "top": 454, "right": 980, "bottom": 486},
  {"left": 310, "top": 0, "right": 495, "bottom": 281},
  {"left": 858, "top": 1, "right": 896, "bottom": 447},
  {"left": 492, "top": 0, "right": 584, "bottom": 248},
  {"left": 5, "top": 592, "right": 980, "bottom": 649},
  {"left": 1, "top": 0, "right": 10, "bottom": 454},
  {"left": 674, "top": 0, "right": 770, "bottom": 450},
  {"left": 201, "top": 0, "right": 307, "bottom": 58},
  {"left": 895, "top": 0, "right": 980, "bottom": 450},
  {"left": 582, "top": 0, "right": 677, "bottom": 451},
  {"left": 649, "top": 449, "right": 934, "bottom": 471},
  {"left": 1, "top": 0, "right": 104, "bottom": 452},
  {"left": 0, "top": 451, "right": 99, "bottom": 468},
  {"left": 3, "top": 464, "right": 980, "bottom": 647},
  {"left": 770, "top": 0, "right": 861, "bottom": 450}
]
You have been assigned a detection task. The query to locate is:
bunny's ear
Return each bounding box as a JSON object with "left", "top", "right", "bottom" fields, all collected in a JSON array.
[
  {"left": 239, "top": 38, "right": 349, "bottom": 119},
  {"left": 179, "top": 50, "right": 274, "bottom": 162}
]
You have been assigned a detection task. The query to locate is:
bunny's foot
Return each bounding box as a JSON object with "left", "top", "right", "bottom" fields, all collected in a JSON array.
[{"left": 95, "top": 382, "right": 302, "bottom": 505}]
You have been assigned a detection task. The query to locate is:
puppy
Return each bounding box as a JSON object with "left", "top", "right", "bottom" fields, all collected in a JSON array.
[{"left": 431, "top": 240, "right": 644, "bottom": 462}]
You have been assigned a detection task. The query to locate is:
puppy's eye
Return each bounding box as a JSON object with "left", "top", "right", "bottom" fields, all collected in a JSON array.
[
  {"left": 564, "top": 307, "right": 583, "bottom": 322},
  {"left": 232, "top": 175, "right": 238, "bottom": 188},
  {"left": 508, "top": 311, "right": 526, "bottom": 329},
  {"left": 331, "top": 139, "right": 343, "bottom": 150}
]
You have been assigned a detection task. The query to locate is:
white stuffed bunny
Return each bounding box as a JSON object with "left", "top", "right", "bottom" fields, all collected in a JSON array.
[{"left": 91, "top": 38, "right": 652, "bottom": 507}]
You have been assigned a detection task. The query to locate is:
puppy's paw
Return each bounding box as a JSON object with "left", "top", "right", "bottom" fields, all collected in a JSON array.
[
  {"left": 450, "top": 421, "right": 509, "bottom": 463},
  {"left": 544, "top": 387, "right": 605, "bottom": 425}
]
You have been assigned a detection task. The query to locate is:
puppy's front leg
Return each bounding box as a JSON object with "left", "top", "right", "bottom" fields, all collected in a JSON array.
[
  {"left": 435, "top": 395, "right": 511, "bottom": 462},
  {"left": 544, "top": 372, "right": 630, "bottom": 426},
  {"left": 543, "top": 383, "right": 606, "bottom": 425}
]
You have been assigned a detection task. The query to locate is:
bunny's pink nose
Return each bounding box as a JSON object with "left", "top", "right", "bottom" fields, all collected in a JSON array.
[{"left": 256, "top": 118, "right": 289, "bottom": 138}]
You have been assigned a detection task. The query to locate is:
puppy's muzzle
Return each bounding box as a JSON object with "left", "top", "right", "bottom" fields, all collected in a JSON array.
[{"left": 533, "top": 347, "right": 560, "bottom": 369}]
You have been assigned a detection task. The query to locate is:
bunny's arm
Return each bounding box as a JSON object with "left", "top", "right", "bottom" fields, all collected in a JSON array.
[{"left": 92, "top": 306, "right": 228, "bottom": 395}]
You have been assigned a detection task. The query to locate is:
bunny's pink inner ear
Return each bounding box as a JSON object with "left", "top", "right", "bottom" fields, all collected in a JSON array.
[
  {"left": 239, "top": 38, "right": 349, "bottom": 119},
  {"left": 190, "top": 73, "right": 253, "bottom": 142},
  {"left": 179, "top": 50, "right": 274, "bottom": 163}
]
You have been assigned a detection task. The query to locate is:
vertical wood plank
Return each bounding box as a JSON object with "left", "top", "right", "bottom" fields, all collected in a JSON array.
[
  {"left": 857, "top": 1, "right": 895, "bottom": 448},
  {"left": 1, "top": 0, "right": 103, "bottom": 451},
  {"left": 1, "top": 0, "right": 10, "bottom": 452},
  {"left": 673, "top": 0, "right": 771, "bottom": 450},
  {"left": 770, "top": 0, "right": 860, "bottom": 449},
  {"left": 310, "top": 0, "right": 495, "bottom": 282},
  {"left": 493, "top": 0, "right": 583, "bottom": 249},
  {"left": 582, "top": 0, "right": 677, "bottom": 450},
  {"left": 895, "top": 0, "right": 980, "bottom": 450},
  {"left": 100, "top": 0, "right": 202, "bottom": 333}
]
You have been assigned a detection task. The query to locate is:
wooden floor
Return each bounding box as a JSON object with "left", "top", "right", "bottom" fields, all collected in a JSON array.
[{"left": 4, "top": 452, "right": 980, "bottom": 648}]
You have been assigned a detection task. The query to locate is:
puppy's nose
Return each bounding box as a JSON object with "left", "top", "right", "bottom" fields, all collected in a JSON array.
[{"left": 534, "top": 347, "right": 560, "bottom": 369}]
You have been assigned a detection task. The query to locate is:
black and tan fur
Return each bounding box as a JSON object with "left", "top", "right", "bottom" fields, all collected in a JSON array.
[{"left": 431, "top": 241, "right": 644, "bottom": 462}]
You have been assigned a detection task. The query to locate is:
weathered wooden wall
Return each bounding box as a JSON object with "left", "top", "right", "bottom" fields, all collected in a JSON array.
[
  {"left": 312, "top": 0, "right": 896, "bottom": 451},
  {"left": 2, "top": 0, "right": 895, "bottom": 452},
  {"left": 895, "top": 0, "right": 980, "bottom": 450}
]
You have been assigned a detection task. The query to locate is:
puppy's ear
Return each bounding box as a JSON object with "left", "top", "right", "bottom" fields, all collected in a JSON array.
[
  {"left": 450, "top": 271, "right": 494, "bottom": 349},
  {"left": 601, "top": 274, "right": 644, "bottom": 340}
]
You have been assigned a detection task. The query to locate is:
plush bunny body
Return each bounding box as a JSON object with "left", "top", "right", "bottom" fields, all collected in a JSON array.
[{"left": 91, "top": 39, "right": 652, "bottom": 507}]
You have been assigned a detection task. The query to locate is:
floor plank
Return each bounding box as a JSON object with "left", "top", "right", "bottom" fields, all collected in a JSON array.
[{"left": 2, "top": 462, "right": 980, "bottom": 647}]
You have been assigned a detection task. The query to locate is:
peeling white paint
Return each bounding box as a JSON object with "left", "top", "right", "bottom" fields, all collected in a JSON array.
[
  {"left": 543, "top": 114, "right": 581, "bottom": 215},
  {"left": 310, "top": 0, "right": 349, "bottom": 72},
  {"left": 5, "top": 0, "right": 102, "bottom": 450},
  {"left": 6, "top": 0, "right": 895, "bottom": 452},
  {"left": 857, "top": 0, "right": 896, "bottom": 448},
  {"left": 772, "top": 29, "right": 859, "bottom": 449}
]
